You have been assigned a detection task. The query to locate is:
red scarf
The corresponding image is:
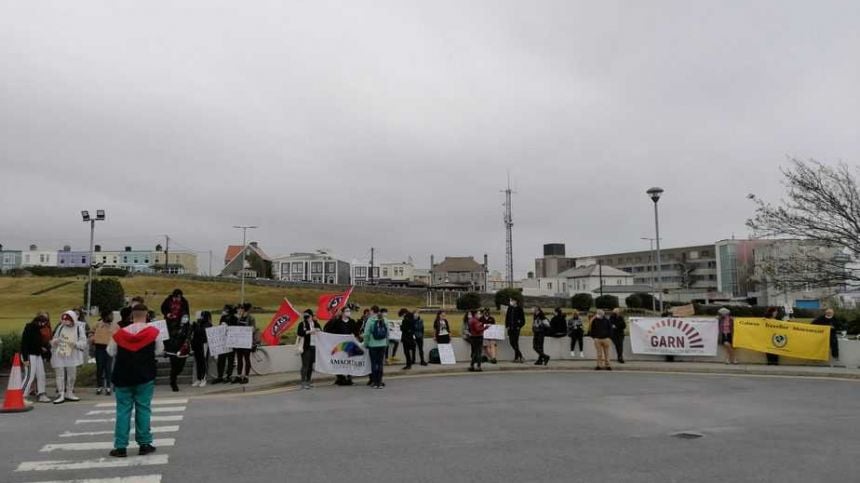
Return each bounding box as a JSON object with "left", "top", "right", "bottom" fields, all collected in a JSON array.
[{"left": 113, "top": 326, "right": 159, "bottom": 352}]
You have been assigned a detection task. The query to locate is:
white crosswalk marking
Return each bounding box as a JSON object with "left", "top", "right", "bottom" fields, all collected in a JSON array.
[
  {"left": 41, "top": 438, "right": 176, "bottom": 453},
  {"left": 22, "top": 475, "right": 162, "bottom": 483},
  {"left": 16, "top": 454, "right": 169, "bottom": 472},
  {"left": 76, "top": 415, "right": 183, "bottom": 424},
  {"left": 60, "top": 426, "right": 180, "bottom": 438},
  {"left": 86, "top": 406, "right": 186, "bottom": 416},
  {"left": 95, "top": 399, "right": 188, "bottom": 408}
]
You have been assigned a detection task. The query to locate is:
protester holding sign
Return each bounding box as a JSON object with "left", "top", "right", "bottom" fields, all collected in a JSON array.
[
  {"left": 589, "top": 310, "right": 613, "bottom": 371},
  {"left": 433, "top": 311, "right": 451, "bottom": 344},
  {"left": 160, "top": 289, "right": 190, "bottom": 327},
  {"left": 232, "top": 303, "right": 256, "bottom": 384},
  {"left": 567, "top": 310, "right": 585, "bottom": 358},
  {"left": 325, "top": 307, "right": 356, "bottom": 386},
  {"left": 468, "top": 310, "right": 488, "bottom": 372},
  {"left": 481, "top": 308, "right": 498, "bottom": 364},
  {"left": 191, "top": 311, "right": 212, "bottom": 387},
  {"left": 363, "top": 306, "right": 389, "bottom": 389},
  {"left": 549, "top": 308, "right": 567, "bottom": 338},
  {"left": 51, "top": 310, "right": 88, "bottom": 403},
  {"left": 717, "top": 308, "right": 737, "bottom": 364},
  {"left": 383, "top": 308, "right": 400, "bottom": 364},
  {"left": 92, "top": 310, "right": 116, "bottom": 396},
  {"left": 812, "top": 309, "right": 841, "bottom": 363},
  {"left": 764, "top": 307, "right": 780, "bottom": 366},
  {"left": 296, "top": 310, "right": 322, "bottom": 389},
  {"left": 532, "top": 307, "right": 551, "bottom": 366},
  {"left": 164, "top": 314, "right": 191, "bottom": 392},
  {"left": 213, "top": 305, "right": 238, "bottom": 384}
]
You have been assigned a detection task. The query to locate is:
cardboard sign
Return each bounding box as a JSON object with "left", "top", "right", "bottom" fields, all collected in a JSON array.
[
  {"left": 226, "top": 326, "right": 253, "bottom": 349},
  {"left": 206, "top": 325, "right": 230, "bottom": 356},
  {"left": 437, "top": 343, "right": 456, "bottom": 364},
  {"left": 148, "top": 320, "right": 169, "bottom": 342},
  {"left": 483, "top": 325, "right": 506, "bottom": 340}
]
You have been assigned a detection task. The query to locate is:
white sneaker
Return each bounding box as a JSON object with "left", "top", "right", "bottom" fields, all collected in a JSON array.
[
  {"left": 53, "top": 395, "right": 65, "bottom": 404},
  {"left": 191, "top": 380, "right": 200, "bottom": 387},
  {"left": 65, "top": 393, "right": 80, "bottom": 402},
  {"left": 579, "top": 352, "right": 585, "bottom": 359},
  {"left": 570, "top": 351, "right": 576, "bottom": 357},
  {"left": 37, "top": 394, "right": 52, "bottom": 403},
  {"left": 198, "top": 380, "right": 207, "bottom": 388}
]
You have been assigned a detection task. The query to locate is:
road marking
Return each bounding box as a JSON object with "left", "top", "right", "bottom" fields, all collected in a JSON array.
[
  {"left": 16, "top": 454, "right": 169, "bottom": 472},
  {"left": 95, "top": 399, "right": 188, "bottom": 408},
  {"left": 41, "top": 438, "right": 175, "bottom": 453},
  {"left": 22, "top": 475, "right": 162, "bottom": 483},
  {"left": 86, "top": 407, "right": 186, "bottom": 416},
  {"left": 76, "top": 415, "right": 183, "bottom": 424},
  {"left": 60, "top": 426, "right": 180, "bottom": 438}
]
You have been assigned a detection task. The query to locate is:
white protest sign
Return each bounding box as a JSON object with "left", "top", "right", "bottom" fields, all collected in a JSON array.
[
  {"left": 437, "top": 343, "right": 456, "bottom": 364},
  {"left": 148, "top": 320, "right": 169, "bottom": 342},
  {"left": 386, "top": 320, "right": 401, "bottom": 341},
  {"left": 630, "top": 317, "right": 719, "bottom": 356},
  {"left": 314, "top": 332, "right": 371, "bottom": 376},
  {"left": 226, "top": 326, "right": 253, "bottom": 349},
  {"left": 483, "top": 325, "right": 506, "bottom": 340},
  {"left": 206, "top": 325, "right": 230, "bottom": 356}
]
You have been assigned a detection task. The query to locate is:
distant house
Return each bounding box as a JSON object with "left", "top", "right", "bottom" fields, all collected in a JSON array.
[
  {"left": 430, "top": 255, "right": 489, "bottom": 292},
  {"left": 57, "top": 246, "right": 91, "bottom": 268},
  {"left": 221, "top": 242, "right": 273, "bottom": 279},
  {"left": 22, "top": 245, "right": 58, "bottom": 267},
  {"left": 351, "top": 261, "right": 381, "bottom": 285},
  {"left": 522, "top": 264, "right": 635, "bottom": 298},
  {"left": 0, "top": 244, "right": 22, "bottom": 273},
  {"left": 273, "top": 251, "right": 350, "bottom": 284}
]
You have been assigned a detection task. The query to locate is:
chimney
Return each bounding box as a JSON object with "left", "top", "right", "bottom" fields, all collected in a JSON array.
[
  {"left": 430, "top": 254, "right": 435, "bottom": 269},
  {"left": 0, "top": 244, "right": 3, "bottom": 251},
  {"left": 124, "top": 246, "right": 132, "bottom": 252},
  {"left": 155, "top": 244, "right": 162, "bottom": 252},
  {"left": 528, "top": 271, "right": 534, "bottom": 279},
  {"left": 29, "top": 244, "right": 37, "bottom": 251},
  {"left": 94, "top": 245, "right": 101, "bottom": 252},
  {"left": 483, "top": 253, "right": 488, "bottom": 269},
  {"left": 250, "top": 242, "right": 259, "bottom": 248},
  {"left": 63, "top": 245, "right": 71, "bottom": 252}
]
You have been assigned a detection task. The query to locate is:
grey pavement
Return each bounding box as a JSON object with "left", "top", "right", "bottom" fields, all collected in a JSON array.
[{"left": 2, "top": 368, "right": 860, "bottom": 483}]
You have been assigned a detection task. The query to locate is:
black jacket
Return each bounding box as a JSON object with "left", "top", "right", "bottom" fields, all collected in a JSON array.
[
  {"left": 112, "top": 328, "right": 158, "bottom": 387},
  {"left": 324, "top": 317, "right": 352, "bottom": 335},
  {"left": 505, "top": 306, "right": 525, "bottom": 330},
  {"left": 589, "top": 317, "right": 613, "bottom": 339},
  {"left": 401, "top": 313, "right": 416, "bottom": 338},
  {"left": 549, "top": 314, "right": 568, "bottom": 337},
  {"left": 297, "top": 319, "right": 322, "bottom": 351},
  {"left": 160, "top": 296, "right": 190, "bottom": 323},
  {"left": 610, "top": 314, "right": 627, "bottom": 337},
  {"left": 21, "top": 321, "right": 48, "bottom": 359},
  {"left": 191, "top": 318, "right": 211, "bottom": 346},
  {"left": 164, "top": 321, "right": 191, "bottom": 356}
]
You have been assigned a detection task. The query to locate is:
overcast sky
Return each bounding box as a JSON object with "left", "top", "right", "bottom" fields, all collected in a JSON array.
[{"left": 2, "top": 1, "right": 858, "bottom": 276}]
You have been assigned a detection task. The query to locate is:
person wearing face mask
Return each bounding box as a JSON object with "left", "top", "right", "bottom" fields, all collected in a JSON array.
[
  {"left": 165, "top": 313, "right": 192, "bottom": 392},
  {"left": 382, "top": 308, "right": 400, "bottom": 364},
  {"left": 532, "top": 307, "right": 551, "bottom": 366},
  {"left": 21, "top": 313, "right": 53, "bottom": 403},
  {"left": 160, "top": 289, "right": 190, "bottom": 327},
  {"left": 93, "top": 310, "right": 117, "bottom": 396},
  {"left": 325, "top": 307, "right": 356, "bottom": 386},
  {"left": 212, "top": 305, "right": 238, "bottom": 384},
  {"left": 505, "top": 299, "right": 526, "bottom": 363},
  {"left": 50, "top": 310, "right": 89, "bottom": 404},
  {"left": 191, "top": 311, "right": 212, "bottom": 387},
  {"left": 413, "top": 310, "right": 427, "bottom": 365},
  {"left": 232, "top": 302, "right": 256, "bottom": 384},
  {"left": 297, "top": 310, "right": 322, "bottom": 389},
  {"left": 398, "top": 308, "right": 417, "bottom": 370},
  {"left": 813, "top": 308, "right": 841, "bottom": 365}
]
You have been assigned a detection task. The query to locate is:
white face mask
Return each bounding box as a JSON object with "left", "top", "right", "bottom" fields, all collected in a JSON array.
[{"left": 343, "top": 311, "right": 351, "bottom": 319}]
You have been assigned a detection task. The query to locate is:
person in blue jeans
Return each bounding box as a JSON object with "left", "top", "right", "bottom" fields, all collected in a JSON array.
[
  {"left": 107, "top": 304, "right": 163, "bottom": 458},
  {"left": 363, "top": 305, "right": 389, "bottom": 389}
]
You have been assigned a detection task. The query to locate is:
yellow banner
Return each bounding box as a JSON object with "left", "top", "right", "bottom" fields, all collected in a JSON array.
[{"left": 733, "top": 318, "right": 831, "bottom": 361}]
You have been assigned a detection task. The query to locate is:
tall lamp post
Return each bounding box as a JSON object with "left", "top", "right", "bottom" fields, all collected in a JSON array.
[
  {"left": 646, "top": 187, "right": 664, "bottom": 313},
  {"left": 233, "top": 225, "right": 258, "bottom": 305},
  {"left": 82, "top": 210, "right": 106, "bottom": 317},
  {"left": 640, "top": 237, "right": 658, "bottom": 312}
]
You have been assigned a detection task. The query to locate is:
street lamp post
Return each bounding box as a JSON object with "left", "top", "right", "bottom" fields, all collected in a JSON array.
[
  {"left": 640, "top": 237, "right": 658, "bottom": 312},
  {"left": 82, "top": 210, "right": 106, "bottom": 317},
  {"left": 232, "top": 225, "right": 258, "bottom": 305},
  {"left": 646, "top": 187, "right": 664, "bottom": 314}
]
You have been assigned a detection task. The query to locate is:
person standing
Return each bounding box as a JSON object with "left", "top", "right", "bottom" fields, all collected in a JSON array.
[
  {"left": 468, "top": 310, "right": 488, "bottom": 371},
  {"left": 50, "top": 310, "right": 88, "bottom": 404},
  {"left": 232, "top": 302, "right": 256, "bottom": 384},
  {"left": 433, "top": 310, "right": 451, "bottom": 344},
  {"left": 191, "top": 311, "right": 212, "bottom": 387},
  {"left": 550, "top": 308, "right": 568, "bottom": 338},
  {"left": 21, "top": 314, "right": 52, "bottom": 403},
  {"left": 764, "top": 307, "right": 780, "bottom": 366},
  {"left": 297, "top": 310, "right": 322, "bottom": 389},
  {"left": 567, "top": 310, "right": 585, "bottom": 358},
  {"left": 383, "top": 308, "right": 400, "bottom": 364},
  {"left": 414, "top": 311, "right": 427, "bottom": 366},
  {"left": 717, "top": 308, "right": 737, "bottom": 364},
  {"left": 165, "top": 313, "right": 191, "bottom": 392},
  {"left": 812, "top": 308, "right": 841, "bottom": 365},
  {"left": 481, "top": 308, "right": 498, "bottom": 364},
  {"left": 325, "top": 308, "right": 355, "bottom": 386},
  {"left": 93, "top": 311, "right": 116, "bottom": 395},
  {"left": 609, "top": 308, "right": 626, "bottom": 364},
  {"left": 589, "top": 310, "right": 613, "bottom": 370},
  {"left": 399, "top": 309, "right": 417, "bottom": 370},
  {"left": 363, "top": 306, "right": 389, "bottom": 389},
  {"left": 108, "top": 304, "right": 162, "bottom": 458},
  {"left": 505, "top": 299, "right": 526, "bottom": 363},
  {"left": 213, "top": 305, "right": 238, "bottom": 384},
  {"left": 160, "top": 289, "right": 190, "bottom": 327},
  {"left": 532, "top": 308, "right": 551, "bottom": 366}
]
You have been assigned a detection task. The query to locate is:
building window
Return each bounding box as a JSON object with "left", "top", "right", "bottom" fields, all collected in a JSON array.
[
  {"left": 547, "top": 282, "right": 553, "bottom": 290},
  {"left": 326, "top": 262, "right": 336, "bottom": 273},
  {"left": 356, "top": 267, "right": 367, "bottom": 277},
  {"left": 311, "top": 262, "right": 323, "bottom": 274},
  {"left": 292, "top": 262, "right": 304, "bottom": 274},
  {"left": 382, "top": 268, "right": 389, "bottom": 277}
]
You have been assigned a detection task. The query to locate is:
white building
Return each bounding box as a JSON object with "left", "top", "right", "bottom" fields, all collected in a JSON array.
[
  {"left": 273, "top": 251, "right": 351, "bottom": 285},
  {"left": 522, "top": 264, "right": 634, "bottom": 297},
  {"left": 22, "top": 245, "right": 58, "bottom": 267}
]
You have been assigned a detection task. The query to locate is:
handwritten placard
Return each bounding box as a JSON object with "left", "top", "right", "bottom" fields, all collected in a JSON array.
[
  {"left": 226, "top": 326, "right": 253, "bottom": 349},
  {"left": 483, "top": 325, "right": 506, "bottom": 341},
  {"left": 206, "top": 325, "right": 230, "bottom": 356},
  {"left": 148, "top": 320, "right": 169, "bottom": 342},
  {"left": 437, "top": 343, "right": 456, "bottom": 365}
]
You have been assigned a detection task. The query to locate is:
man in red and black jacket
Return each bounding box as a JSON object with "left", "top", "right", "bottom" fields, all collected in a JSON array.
[{"left": 108, "top": 304, "right": 163, "bottom": 458}]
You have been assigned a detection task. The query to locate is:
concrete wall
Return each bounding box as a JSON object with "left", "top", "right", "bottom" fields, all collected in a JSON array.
[{"left": 258, "top": 337, "right": 860, "bottom": 374}]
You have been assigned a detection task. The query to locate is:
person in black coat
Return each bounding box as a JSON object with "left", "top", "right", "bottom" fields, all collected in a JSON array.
[
  {"left": 160, "top": 289, "right": 190, "bottom": 325},
  {"left": 549, "top": 308, "right": 567, "bottom": 338},
  {"left": 297, "top": 310, "right": 322, "bottom": 389},
  {"left": 609, "top": 308, "right": 627, "bottom": 363},
  {"left": 504, "top": 299, "right": 526, "bottom": 362},
  {"left": 213, "top": 305, "right": 238, "bottom": 384},
  {"left": 191, "top": 311, "right": 212, "bottom": 387},
  {"left": 812, "top": 308, "right": 841, "bottom": 363},
  {"left": 589, "top": 310, "right": 614, "bottom": 370},
  {"left": 399, "top": 309, "right": 417, "bottom": 370},
  {"left": 21, "top": 314, "right": 52, "bottom": 402},
  {"left": 164, "top": 314, "right": 191, "bottom": 392},
  {"left": 325, "top": 307, "right": 355, "bottom": 386}
]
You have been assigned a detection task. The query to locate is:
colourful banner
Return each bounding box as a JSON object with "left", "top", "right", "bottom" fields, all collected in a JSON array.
[
  {"left": 630, "top": 318, "right": 719, "bottom": 356},
  {"left": 312, "top": 332, "right": 371, "bottom": 376},
  {"left": 733, "top": 318, "right": 831, "bottom": 361}
]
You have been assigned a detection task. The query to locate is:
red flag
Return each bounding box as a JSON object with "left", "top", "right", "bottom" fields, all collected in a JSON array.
[
  {"left": 317, "top": 287, "right": 354, "bottom": 320},
  {"left": 261, "top": 298, "right": 301, "bottom": 346}
]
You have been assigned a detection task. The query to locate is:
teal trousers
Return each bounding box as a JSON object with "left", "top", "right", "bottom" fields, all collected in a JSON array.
[{"left": 113, "top": 380, "right": 155, "bottom": 449}]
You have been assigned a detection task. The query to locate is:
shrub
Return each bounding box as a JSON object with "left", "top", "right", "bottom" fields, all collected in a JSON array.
[
  {"left": 25, "top": 266, "right": 90, "bottom": 277},
  {"left": 84, "top": 278, "right": 126, "bottom": 313},
  {"left": 1, "top": 331, "right": 22, "bottom": 368},
  {"left": 625, "top": 293, "right": 643, "bottom": 309},
  {"left": 98, "top": 267, "right": 129, "bottom": 277},
  {"left": 634, "top": 292, "right": 656, "bottom": 310},
  {"left": 456, "top": 292, "right": 482, "bottom": 311},
  {"left": 494, "top": 288, "right": 524, "bottom": 309},
  {"left": 570, "top": 293, "right": 594, "bottom": 311},
  {"left": 595, "top": 295, "right": 620, "bottom": 310}
]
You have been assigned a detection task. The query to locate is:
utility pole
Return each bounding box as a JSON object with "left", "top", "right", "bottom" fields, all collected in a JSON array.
[
  {"left": 598, "top": 261, "right": 604, "bottom": 297},
  {"left": 233, "top": 225, "right": 258, "bottom": 305},
  {"left": 369, "top": 247, "right": 375, "bottom": 285},
  {"left": 163, "top": 235, "right": 170, "bottom": 274},
  {"left": 502, "top": 174, "right": 515, "bottom": 288},
  {"left": 209, "top": 250, "right": 213, "bottom": 276}
]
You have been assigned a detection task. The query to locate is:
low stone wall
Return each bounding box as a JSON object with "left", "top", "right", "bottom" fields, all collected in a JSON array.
[{"left": 258, "top": 337, "right": 860, "bottom": 374}]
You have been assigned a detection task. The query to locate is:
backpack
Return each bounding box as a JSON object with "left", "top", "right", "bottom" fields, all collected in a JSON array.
[
  {"left": 429, "top": 347, "right": 441, "bottom": 364},
  {"left": 371, "top": 319, "right": 388, "bottom": 340}
]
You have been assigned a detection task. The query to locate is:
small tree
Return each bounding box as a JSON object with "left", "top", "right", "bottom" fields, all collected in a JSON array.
[
  {"left": 595, "top": 294, "right": 619, "bottom": 310},
  {"left": 456, "top": 292, "right": 482, "bottom": 311},
  {"left": 570, "top": 293, "right": 594, "bottom": 311},
  {"left": 625, "top": 293, "right": 643, "bottom": 309},
  {"left": 494, "top": 287, "right": 524, "bottom": 309},
  {"left": 84, "top": 278, "right": 125, "bottom": 313}
]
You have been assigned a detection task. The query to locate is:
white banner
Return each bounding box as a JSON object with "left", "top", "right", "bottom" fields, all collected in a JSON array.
[
  {"left": 226, "top": 326, "right": 253, "bottom": 349},
  {"left": 630, "top": 317, "right": 719, "bottom": 356},
  {"left": 206, "top": 325, "right": 230, "bottom": 356},
  {"left": 148, "top": 320, "right": 169, "bottom": 342},
  {"left": 437, "top": 343, "right": 456, "bottom": 364},
  {"left": 483, "top": 325, "right": 506, "bottom": 341},
  {"left": 386, "top": 320, "right": 401, "bottom": 341},
  {"left": 313, "top": 332, "right": 371, "bottom": 376}
]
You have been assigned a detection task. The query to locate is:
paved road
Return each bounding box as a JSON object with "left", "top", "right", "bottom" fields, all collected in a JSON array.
[{"left": 2, "top": 371, "right": 859, "bottom": 482}]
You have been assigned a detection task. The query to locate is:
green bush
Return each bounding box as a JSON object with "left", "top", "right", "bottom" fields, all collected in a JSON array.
[
  {"left": 84, "top": 278, "right": 125, "bottom": 313},
  {"left": 625, "top": 293, "right": 643, "bottom": 309},
  {"left": 1, "top": 331, "right": 22, "bottom": 368},
  {"left": 634, "top": 292, "right": 656, "bottom": 310},
  {"left": 456, "top": 292, "right": 482, "bottom": 311},
  {"left": 25, "top": 267, "right": 90, "bottom": 277},
  {"left": 570, "top": 293, "right": 594, "bottom": 311},
  {"left": 595, "top": 295, "right": 619, "bottom": 310},
  {"left": 98, "top": 267, "right": 129, "bottom": 277},
  {"left": 494, "top": 288, "right": 524, "bottom": 309}
]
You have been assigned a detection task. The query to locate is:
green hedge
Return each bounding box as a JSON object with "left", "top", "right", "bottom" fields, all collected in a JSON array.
[
  {"left": 456, "top": 292, "right": 482, "bottom": 311},
  {"left": 570, "top": 293, "right": 594, "bottom": 311},
  {"left": 1, "top": 332, "right": 22, "bottom": 368},
  {"left": 595, "top": 295, "right": 619, "bottom": 310},
  {"left": 494, "top": 288, "right": 524, "bottom": 309}
]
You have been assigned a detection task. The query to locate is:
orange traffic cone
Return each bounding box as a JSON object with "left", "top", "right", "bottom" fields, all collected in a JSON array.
[{"left": 1, "top": 353, "right": 34, "bottom": 413}]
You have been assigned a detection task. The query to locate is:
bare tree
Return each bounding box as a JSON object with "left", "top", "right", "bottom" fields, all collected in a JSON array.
[{"left": 747, "top": 159, "right": 858, "bottom": 289}]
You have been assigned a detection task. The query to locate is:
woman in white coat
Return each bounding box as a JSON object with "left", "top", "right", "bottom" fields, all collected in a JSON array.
[{"left": 51, "top": 310, "right": 88, "bottom": 404}]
